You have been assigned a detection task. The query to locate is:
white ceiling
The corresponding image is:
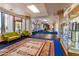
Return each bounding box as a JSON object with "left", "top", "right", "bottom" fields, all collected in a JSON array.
[
  {"left": 0, "top": 3, "right": 48, "bottom": 17},
  {"left": 0, "top": 3, "right": 72, "bottom": 24}
]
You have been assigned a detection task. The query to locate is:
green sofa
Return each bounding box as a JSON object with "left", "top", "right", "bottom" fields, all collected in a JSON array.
[
  {"left": 0, "top": 35, "right": 4, "bottom": 42},
  {"left": 22, "top": 31, "right": 31, "bottom": 37},
  {"left": 2, "top": 32, "right": 20, "bottom": 42}
]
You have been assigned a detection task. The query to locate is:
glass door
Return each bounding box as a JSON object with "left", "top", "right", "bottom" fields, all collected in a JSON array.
[
  {"left": 15, "top": 17, "right": 22, "bottom": 33},
  {"left": 15, "top": 22, "right": 22, "bottom": 33}
]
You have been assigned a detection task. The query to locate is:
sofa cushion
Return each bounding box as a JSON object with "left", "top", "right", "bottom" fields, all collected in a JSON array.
[
  {"left": 4, "top": 32, "right": 19, "bottom": 37},
  {"left": 8, "top": 36, "right": 20, "bottom": 42}
]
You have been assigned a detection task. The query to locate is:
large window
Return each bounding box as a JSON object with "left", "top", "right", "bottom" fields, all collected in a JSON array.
[
  {"left": 5, "top": 14, "right": 13, "bottom": 33},
  {"left": 0, "top": 12, "right": 1, "bottom": 33}
]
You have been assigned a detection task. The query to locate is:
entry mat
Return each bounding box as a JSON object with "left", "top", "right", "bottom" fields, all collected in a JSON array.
[{"left": 0, "top": 38, "right": 54, "bottom": 56}]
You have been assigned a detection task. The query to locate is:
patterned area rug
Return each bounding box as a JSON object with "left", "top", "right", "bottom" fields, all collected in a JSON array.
[{"left": 0, "top": 38, "right": 54, "bottom": 56}]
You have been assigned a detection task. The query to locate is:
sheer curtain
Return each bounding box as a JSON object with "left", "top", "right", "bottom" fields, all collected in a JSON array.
[{"left": 5, "top": 14, "right": 13, "bottom": 33}]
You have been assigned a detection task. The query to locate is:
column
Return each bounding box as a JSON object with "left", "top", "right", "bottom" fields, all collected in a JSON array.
[
  {"left": 25, "top": 16, "right": 32, "bottom": 34},
  {"left": 1, "top": 12, "right": 5, "bottom": 34}
]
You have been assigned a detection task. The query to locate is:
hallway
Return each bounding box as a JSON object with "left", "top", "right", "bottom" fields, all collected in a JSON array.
[{"left": 0, "top": 3, "right": 79, "bottom": 56}]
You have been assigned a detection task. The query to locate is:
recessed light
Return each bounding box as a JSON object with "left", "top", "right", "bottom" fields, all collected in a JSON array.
[
  {"left": 44, "top": 20, "right": 48, "bottom": 21},
  {"left": 27, "top": 5, "right": 40, "bottom": 13}
]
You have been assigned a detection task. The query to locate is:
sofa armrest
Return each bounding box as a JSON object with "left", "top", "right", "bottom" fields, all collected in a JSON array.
[
  {"left": 0, "top": 38, "right": 4, "bottom": 42},
  {"left": 3, "top": 36, "right": 9, "bottom": 42}
]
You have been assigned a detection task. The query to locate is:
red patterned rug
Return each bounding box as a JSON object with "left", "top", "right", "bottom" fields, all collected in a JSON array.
[{"left": 0, "top": 38, "right": 54, "bottom": 56}]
